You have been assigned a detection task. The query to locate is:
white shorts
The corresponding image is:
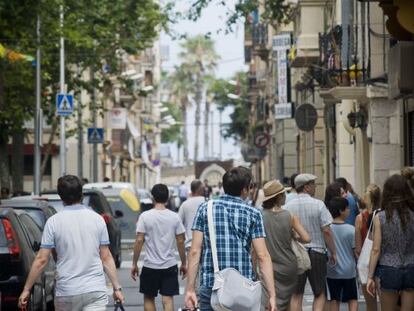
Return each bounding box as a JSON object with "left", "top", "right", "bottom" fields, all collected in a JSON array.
[{"left": 54, "top": 291, "right": 108, "bottom": 311}]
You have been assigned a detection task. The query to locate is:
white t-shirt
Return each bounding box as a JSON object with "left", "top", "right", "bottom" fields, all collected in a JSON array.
[
  {"left": 178, "top": 196, "right": 205, "bottom": 248},
  {"left": 41, "top": 204, "right": 109, "bottom": 296},
  {"left": 136, "top": 208, "right": 185, "bottom": 269}
]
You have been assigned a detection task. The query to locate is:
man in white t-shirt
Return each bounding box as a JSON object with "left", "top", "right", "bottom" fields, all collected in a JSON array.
[
  {"left": 18, "top": 175, "right": 124, "bottom": 310},
  {"left": 131, "top": 183, "right": 187, "bottom": 311},
  {"left": 178, "top": 181, "right": 189, "bottom": 205},
  {"left": 178, "top": 179, "right": 205, "bottom": 250}
]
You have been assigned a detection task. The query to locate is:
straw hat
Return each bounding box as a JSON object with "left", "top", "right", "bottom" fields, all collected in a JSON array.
[{"left": 262, "top": 180, "right": 286, "bottom": 202}]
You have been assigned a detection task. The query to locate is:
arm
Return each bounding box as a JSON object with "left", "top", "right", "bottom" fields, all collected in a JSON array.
[
  {"left": 184, "top": 230, "right": 203, "bottom": 309},
  {"left": 367, "top": 215, "right": 381, "bottom": 296},
  {"left": 18, "top": 248, "right": 51, "bottom": 308},
  {"left": 252, "top": 238, "right": 276, "bottom": 311},
  {"left": 322, "top": 225, "right": 337, "bottom": 266},
  {"left": 100, "top": 245, "right": 124, "bottom": 303},
  {"left": 131, "top": 232, "right": 145, "bottom": 281},
  {"left": 291, "top": 214, "right": 311, "bottom": 243},
  {"left": 354, "top": 214, "right": 363, "bottom": 259},
  {"left": 176, "top": 233, "right": 187, "bottom": 278}
]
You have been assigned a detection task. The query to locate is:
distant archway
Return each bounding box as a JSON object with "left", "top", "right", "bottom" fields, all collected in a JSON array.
[{"left": 199, "top": 164, "right": 226, "bottom": 186}]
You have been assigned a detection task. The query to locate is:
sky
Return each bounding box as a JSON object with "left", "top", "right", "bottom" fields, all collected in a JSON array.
[{"left": 160, "top": 0, "right": 247, "bottom": 163}]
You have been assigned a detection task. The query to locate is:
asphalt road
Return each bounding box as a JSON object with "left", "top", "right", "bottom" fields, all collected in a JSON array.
[{"left": 106, "top": 247, "right": 370, "bottom": 311}]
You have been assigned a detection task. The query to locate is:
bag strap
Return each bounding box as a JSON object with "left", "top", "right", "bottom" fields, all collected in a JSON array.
[
  {"left": 207, "top": 200, "right": 220, "bottom": 273},
  {"left": 367, "top": 209, "right": 378, "bottom": 234}
]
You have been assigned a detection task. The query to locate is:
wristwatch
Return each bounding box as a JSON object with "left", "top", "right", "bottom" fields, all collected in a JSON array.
[{"left": 114, "top": 287, "right": 122, "bottom": 292}]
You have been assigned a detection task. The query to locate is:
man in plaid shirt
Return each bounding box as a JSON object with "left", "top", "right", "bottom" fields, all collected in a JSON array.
[{"left": 184, "top": 166, "right": 276, "bottom": 311}]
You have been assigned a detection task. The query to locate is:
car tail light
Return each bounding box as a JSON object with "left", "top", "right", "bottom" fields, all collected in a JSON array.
[
  {"left": 101, "top": 213, "right": 111, "bottom": 224},
  {"left": 2, "top": 294, "right": 18, "bottom": 302},
  {"left": 1, "top": 219, "right": 20, "bottom": 256}
]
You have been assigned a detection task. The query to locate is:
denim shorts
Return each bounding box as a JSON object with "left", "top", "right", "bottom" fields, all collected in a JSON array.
[
  {"left": 198, "top": 286, "right": 213, "bottom": 311},
  {"left": 375, "top": 265, "right": 414, "bottom": 291},
  {"left": 54, "top": 291, "right": 108, "bottom": 311}
]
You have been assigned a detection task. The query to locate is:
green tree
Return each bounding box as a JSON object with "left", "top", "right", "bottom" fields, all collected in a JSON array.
[
  {"left": 178, "top": 35, "right": 219, "bottom": 162},
  {"left": 160, "top": 101, "right": 183, "bottom": 162}
]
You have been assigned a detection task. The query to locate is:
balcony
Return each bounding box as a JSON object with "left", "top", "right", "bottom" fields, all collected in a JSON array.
[
  {"left": 315, "top": 24, "right": 369, "bottom": 89},
  {"left": 252, "top": 23, "right": 269, "bottom": 59}
]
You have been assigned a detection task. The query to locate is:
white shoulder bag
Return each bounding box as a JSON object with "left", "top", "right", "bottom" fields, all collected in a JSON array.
[
  {"left": 357, "top": 210, "right": 377, "bottom": 284},
  {"left": 207, "top": 200, "right": 262, "bottom": 311}
]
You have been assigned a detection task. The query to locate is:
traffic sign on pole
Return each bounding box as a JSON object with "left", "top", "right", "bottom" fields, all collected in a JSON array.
[
  {"left": 56, "top": 93, "right": 74, "bottom": 116},
  {"left": 87, "top": 128, "right": 104, "bottom": 144},
  {"left": 254, "top": 132, "right": 270, "bottom": 149}
]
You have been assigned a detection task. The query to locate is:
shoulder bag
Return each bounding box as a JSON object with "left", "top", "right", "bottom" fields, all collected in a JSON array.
[
  {"left": 291, "top": 239, "right": 311, "bottom": 275},
  {"left": 207, "top": 200, "right": 262, "bottom": 311},
  {"left": 357, "top": 210, "right": 377, "bottom": 284}
]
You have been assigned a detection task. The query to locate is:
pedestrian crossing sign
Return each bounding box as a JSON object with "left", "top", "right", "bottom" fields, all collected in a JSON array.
[
  {"left": 87, "top": 127, "right": 104, "bottom": 144},
  {"left": 56, "top": 93, "right": 74, "bottom": 116}
]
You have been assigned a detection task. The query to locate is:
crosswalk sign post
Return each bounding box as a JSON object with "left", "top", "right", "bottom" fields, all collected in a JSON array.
[
  {"left": 56, "top": 93, "right": 74, "bottom": 116},
  {"left": 87, "top": 128, "right": 104, "bottom": 144}
]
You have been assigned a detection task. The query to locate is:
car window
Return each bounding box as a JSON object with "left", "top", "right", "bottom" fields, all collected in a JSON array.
[
  {"left": 48, "top": 200, "right": 64, "bottom": 212},
  {"left": 0, "top": 222, "right": 7, "bottom": 248},
  {"left": 23, "top": 209, "right": 46, "bottom": 229},
  {"left": 87, "top": 194, "right": 106, "bottom": 214},
  {"left": 18, "top": 214, "right": 42, "bottom": 246}
]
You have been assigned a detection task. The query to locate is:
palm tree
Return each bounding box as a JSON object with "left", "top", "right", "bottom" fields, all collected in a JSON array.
[{"left": 179, "top": 35, "right": 219, "bottom": 162}]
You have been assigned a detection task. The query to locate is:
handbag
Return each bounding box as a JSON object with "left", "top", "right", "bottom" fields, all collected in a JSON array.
[
  {"left": 357, "top": 210, "right": 377, "bottom": 284},
  {"left": 114, "top": 300, "right": 125, "bottom": 311},
  {"left": 207, "top": 200, "right": 262, "bottom": 311},
  {"left": 291, "top": 239, "right": 311, "bottom": 275}
]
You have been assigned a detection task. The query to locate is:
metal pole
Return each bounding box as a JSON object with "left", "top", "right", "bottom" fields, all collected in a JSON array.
[
  {"left": 91, "top": 68, "right": 98, "bottom": 182},
  {"left": 34, "top": 15, "right": 41, "bottom": 195},
  {"left": 77, "top": 70, "right": 83, "bottom": 177},
  {"left": 219, "top": 110, "right": 222, "bottom": 160},
  {"left": 59, "top": 5, "right": 66, "bottom": 176}
]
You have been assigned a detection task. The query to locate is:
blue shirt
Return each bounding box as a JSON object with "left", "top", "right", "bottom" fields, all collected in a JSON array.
[
  {"left": 327, "top": 223, "right": 356, "bottom": 279},
  {"left": 345, "top": 192, "right": 358, "bottom": 226},
  {"left": 192, "top": 195, "right": 266, "bottom": 288}
]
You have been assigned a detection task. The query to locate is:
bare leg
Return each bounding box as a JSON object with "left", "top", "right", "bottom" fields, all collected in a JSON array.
[
  {"left": 380, "top": 291, "right": 400, "bottom": 311},
  {"left": 313, "top": 293, "right": 326, "bottom": 311},
  {"left": 161, "top": 295, "right": 174, "bottom": 311},
  {"left": 144, "top": 295, "right": 156, "bottom": 311},
  {"left": 328, "top": 300, "right": 340, "bottom": 311},
  {"left": 290, "top": 293, "right": 304, "bottom": 311},
  {"left": 362, "top": 284, "right": 377, "bottom": 311},
  {"left": 347, "top": 299, "right": 358, "bottom": 311},
  {"left": 401, "top": 290, "right": 414, "bottom": 311}
]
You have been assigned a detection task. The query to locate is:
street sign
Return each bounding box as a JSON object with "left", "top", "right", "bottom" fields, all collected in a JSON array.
[
  {"left": 272, "top": 33, "right": 291, "bottom": 51},
  {"left": 87, "top": 127, "right": 104, "bottom": 144},
  {"left": 56, "top": 93, "right": 74, "bottom": 116},
  {"left": 295, "top": 103, "right": 318, "bottom": 132},
  {"left": 254, "top": 132, "right": 270, "bottom": 149},
  {"left": 275, "top": 103, "right": 293, "bottom": 119}
]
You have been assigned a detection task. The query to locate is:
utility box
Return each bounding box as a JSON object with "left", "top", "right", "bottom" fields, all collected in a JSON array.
[{"left": 388, "top": 41, "right": 414, "bottom": 99}]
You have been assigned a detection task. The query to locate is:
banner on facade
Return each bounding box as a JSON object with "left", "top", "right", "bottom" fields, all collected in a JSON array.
[{"left": 108, "top": 108, "right": 127, "bottom": 129}]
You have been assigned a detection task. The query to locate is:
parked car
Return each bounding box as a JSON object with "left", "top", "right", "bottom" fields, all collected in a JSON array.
[
  {"left": 84, "top": 184, "right": 141, "bottom": 242},
  {"left": 36, "top": 190, "right": 123, "bottom": 268},
  {"left": 136, "top": 188, "right": 153, "bottom": 212},
  {"left": 0, "top": 207, "right": 55, "bottom": 310}
]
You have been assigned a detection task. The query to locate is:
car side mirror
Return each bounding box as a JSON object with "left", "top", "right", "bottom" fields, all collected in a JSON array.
[
  {"left": 33, "top": 241, "right": 41, "bottom": 252},
  {"left": 114, "top": 210, "right": 124, "bottom": 218}
]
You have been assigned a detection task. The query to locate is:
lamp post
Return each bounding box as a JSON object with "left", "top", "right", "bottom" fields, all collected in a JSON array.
[
  {"left": 34, "top": 15, "right": 41, "bottom": 195},
  {"left": 59, "top": 5, "right": 66, "bottom": 176}
]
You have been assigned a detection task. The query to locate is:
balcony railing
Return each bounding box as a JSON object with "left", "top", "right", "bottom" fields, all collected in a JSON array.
[
  {"left": 316, "top": 24, "right": 370, "bottom": 88},
  {"left": 252, "top": 23, "right": 268, "bottom": 48}
]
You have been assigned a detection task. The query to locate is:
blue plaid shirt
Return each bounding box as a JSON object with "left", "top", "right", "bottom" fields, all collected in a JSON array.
[{"left": 192, "top": 195, "right": 266, "bottom": 288}]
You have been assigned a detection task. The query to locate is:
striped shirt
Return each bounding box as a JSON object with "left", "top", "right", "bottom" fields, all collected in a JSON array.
[
  {"left": 284, "top": 193, "right": 332, "bottom": 254},
  {"left": 192, "top": 195, "right": 266, "bottom": 288}
]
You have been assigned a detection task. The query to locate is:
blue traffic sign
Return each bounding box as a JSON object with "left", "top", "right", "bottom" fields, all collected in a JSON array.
[
  {"left": 56, "top": 94, "right": 74, "bottom": 116},
  {"left": 87, "top": 128, "right": 104, "bottom": 144}
]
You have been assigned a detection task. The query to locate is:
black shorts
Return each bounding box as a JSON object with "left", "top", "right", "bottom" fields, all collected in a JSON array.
[
  {"left": 139, "top": 265, "right": 179, "bottom": 297},
  {"left": 295, "top": 250, "right": 327, "bottom": 296},
  {"left": 326, "top": 278, "right": 358, "bottom": 302},
  {"left": 376, "top": 265, "right": 414, "bottom": 291}
]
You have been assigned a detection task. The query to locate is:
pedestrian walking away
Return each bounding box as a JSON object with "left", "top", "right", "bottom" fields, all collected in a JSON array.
[
  {"left": 18, "top": 175, "right": 124, "bottom": 311},
  {"left": 184, "top": 166, "right": 276, "bottom": 311},
  {"left": 179, "top": 181, "right": 189, "bottom": 206},
  {"left": 258, "top": 180, "right": 310, "bottom": 311},
  {"left": 131, "top": 183, "right": 187, "bottom": 311},
  {"left": 367, "top": 174, "right": 414, "bottom": 311},
  {"left": 202, "top": 179, "right": 213, "bottom": 201},
  {"left": 178, "top": 179, "right": 206, "bottom": 252},
  {"left": 326, "top": 197, "right": 358, "bottom": 311},
  {"left": 284, "top": 173, "right": 337, "bottom": 311}
]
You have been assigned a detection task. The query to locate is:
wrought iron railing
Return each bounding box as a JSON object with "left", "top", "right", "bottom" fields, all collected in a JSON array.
[{"left": 252, "top": 23, "right": 268, "bottom": 48}]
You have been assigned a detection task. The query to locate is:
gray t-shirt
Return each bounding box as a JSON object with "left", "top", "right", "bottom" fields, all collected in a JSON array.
[
  {"left": 136, "top": 208, "right": 185, "bottom": 269},
  {"left": 327, "top": 223, "right": 356, "bottom": 279},
  {"left": 41, "top": 204, "right": 109, "bottom": 296},
  {"left": 178, "top": 196, "right": 206, "bottom": 248}
]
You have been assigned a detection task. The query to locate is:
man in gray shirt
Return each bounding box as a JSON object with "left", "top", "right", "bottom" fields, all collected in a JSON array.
[{"left": 178, "top": 179, "right": 206, "bottom": 250}]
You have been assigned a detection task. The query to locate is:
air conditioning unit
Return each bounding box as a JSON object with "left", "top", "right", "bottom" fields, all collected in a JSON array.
[{"left": 388, "top": 41, "right": 414, "bottom": 99}]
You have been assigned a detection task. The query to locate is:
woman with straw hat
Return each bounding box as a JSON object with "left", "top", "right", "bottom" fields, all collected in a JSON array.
[{"left": 257, "top": 180, "right": 310, "bottom": 311}]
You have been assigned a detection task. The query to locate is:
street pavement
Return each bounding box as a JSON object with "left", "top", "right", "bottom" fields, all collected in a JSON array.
[{"left": 106, "top": 247, "right": 369, "bottom": 311}]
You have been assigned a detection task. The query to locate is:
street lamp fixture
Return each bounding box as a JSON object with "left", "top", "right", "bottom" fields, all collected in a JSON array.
[{"left": 227, "top": 93, "right": 240, "bottom": 100}]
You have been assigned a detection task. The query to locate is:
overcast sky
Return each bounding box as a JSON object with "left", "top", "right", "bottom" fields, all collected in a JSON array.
[{"left": 160, "top": 0, "right": 247, "bottom": 164}]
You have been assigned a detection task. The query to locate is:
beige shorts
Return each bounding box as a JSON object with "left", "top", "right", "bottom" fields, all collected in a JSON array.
[{"left": 54, "top": 291, "right": 108, "bottom": 311}]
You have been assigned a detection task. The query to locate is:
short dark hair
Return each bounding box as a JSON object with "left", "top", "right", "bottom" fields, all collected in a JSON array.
[
  {"left": 191, "top": 180, "right": 203, "bottom": 193},
  {"left": 328, "top": 197, "right": 349, "bottom": 218},
  {"left": 151, "top": 184, "right": 169, "bottom": 203},
  {"left": 222, "top": 166, "right": 252, "bottom": 196},
  {"left": 290, "top": 173, "right": 299, "bottom": 189},
  {"left": 324, "top": 182, "right": 343, "bottom": 207},
  {"left": 57, "top": 175, "right": 83, "bottom": 205},
  {"left": 335, "top": 177, "right": 348, "bottom": 191}
]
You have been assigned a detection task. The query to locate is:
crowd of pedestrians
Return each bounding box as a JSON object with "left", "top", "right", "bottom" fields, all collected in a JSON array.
[{"left": 17, "top": 167, "right": 414, "bottom": 311}]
